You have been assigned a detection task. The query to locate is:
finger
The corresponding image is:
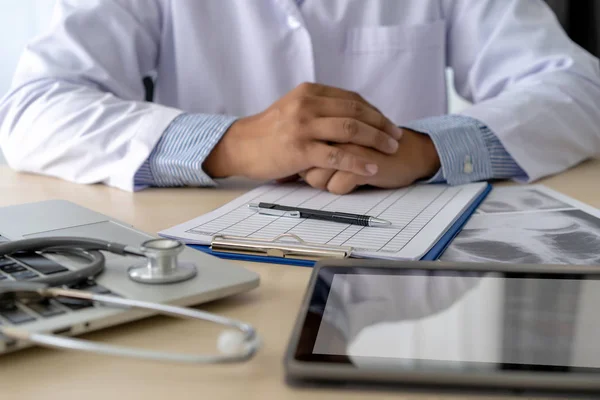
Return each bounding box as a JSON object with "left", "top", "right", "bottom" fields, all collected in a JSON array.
[
  {"left": 308, "top": 97, "right": 402, "bottom": 140},
  {"left": 307, "top": 143, "right": 378, "bottom": 177},
  {"left": 297, "top": 83, "right": 373, "bottom": 107},
  {"left": 295, "top": 84, "right": 401, "bottom": 139},
  {"left": 310, "top": 117, "right": 398, "bottom": 155},
  {"left": 303, "top": 168, "right": 336, "bottom": 190},
  {"left": 327, "top": 171, "right": 366, "bottom": 195}
]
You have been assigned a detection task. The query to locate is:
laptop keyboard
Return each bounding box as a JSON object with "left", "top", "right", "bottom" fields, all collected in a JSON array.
[{"left": 0, "top": 234, "right": 118, "bottom": 328}]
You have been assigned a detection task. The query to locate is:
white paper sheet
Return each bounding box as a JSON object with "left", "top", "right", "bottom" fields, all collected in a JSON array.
[{"left": 160, "top": 182, "right": 488, "bottom": 260}]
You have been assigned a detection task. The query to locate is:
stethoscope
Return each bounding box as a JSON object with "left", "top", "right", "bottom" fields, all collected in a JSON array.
[{"left": 0, "top": 237, "right": 261, "bottom": 364}]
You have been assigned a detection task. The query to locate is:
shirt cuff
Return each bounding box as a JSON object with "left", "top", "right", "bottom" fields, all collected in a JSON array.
[
  {"left": 402, "top": 115, "right": 527, "bottom": 185},
  {"left": 133, "top": 113, "right": 238, "bottom": 188}
]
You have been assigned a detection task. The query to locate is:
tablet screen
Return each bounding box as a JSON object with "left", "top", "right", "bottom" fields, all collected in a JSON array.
[{"left": 295, "top": 267, "right": 600, "bottom": 373}]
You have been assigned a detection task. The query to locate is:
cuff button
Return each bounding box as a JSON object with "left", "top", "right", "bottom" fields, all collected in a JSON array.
[{"left": 463, "top": 155, "right": 474, "bottom": 174}]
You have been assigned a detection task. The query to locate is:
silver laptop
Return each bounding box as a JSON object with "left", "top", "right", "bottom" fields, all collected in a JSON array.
[{"left": 0, "top": 200, "right": 259, "bottom": 354}]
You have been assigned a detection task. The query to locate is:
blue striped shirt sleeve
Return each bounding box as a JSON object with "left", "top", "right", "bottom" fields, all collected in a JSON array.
[
  {"left": 402, "top": 115, "right": 527, "bottom": 185},
  {"left": 134, "top": 113, "right": 238, "bottom": 190},
  {"left": 135, "top": 113, "right": 522, "bottom": 190}
]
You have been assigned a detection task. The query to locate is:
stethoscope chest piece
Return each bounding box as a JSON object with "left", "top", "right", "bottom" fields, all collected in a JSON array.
[{"left": 127, "top": 239, "right": 197, "bottom": 284}]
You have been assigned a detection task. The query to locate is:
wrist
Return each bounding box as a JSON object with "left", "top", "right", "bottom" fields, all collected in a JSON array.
[
  {"left": 203, "top": 118, "right": 247, "bottom": 178},
  {"left": 409, "top": 129, "right": 441, "bottom": 180}
]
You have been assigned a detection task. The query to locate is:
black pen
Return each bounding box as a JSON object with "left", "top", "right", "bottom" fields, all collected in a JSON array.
[{"left": 248, "top": 202, "right": 391, "bottom": 227}]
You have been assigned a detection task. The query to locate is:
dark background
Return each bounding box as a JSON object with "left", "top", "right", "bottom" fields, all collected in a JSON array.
[{"left": 545, "top": 0, "right": 600, "bottom": 56}]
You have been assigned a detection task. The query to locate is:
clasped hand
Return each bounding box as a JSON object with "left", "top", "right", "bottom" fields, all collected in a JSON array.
[{"left": 204, "top": 83, "right": 440, "bottom": 194}]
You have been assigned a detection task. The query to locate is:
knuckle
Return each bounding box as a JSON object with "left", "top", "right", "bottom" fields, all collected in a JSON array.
[
  {"left": 347, "top": 100, "right": 363, "bottom": 117},
  {"left": 327, "top": 148, "right": 344, "bottom": 168},
  {"left": 288, "top": 97, "right": 312, "bottom": 118},
  {"left": 297, "top": 82, "right": 315, "bottom": 94},
  {"left": 342, "top": 118, "right": 359, "bottom": 139},
  {"left": 297, "top": 95, "right": 313, "bottom": 110}
]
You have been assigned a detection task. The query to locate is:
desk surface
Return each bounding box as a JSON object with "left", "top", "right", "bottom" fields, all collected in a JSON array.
[{"left": 0, "top": 161, "right": 598, "bottom": 400}]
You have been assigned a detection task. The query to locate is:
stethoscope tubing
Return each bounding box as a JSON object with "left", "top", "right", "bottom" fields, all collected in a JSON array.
[
  {"left": 1, "top": 286, "right": 260, "bottom": 363},
  {"left": 0, "top": 237, "right": 261, "bottom": 364}
]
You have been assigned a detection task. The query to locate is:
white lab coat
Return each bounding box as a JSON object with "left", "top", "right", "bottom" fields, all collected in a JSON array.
[{"left": 1, "top": 0, "right": 599, "bottom": 191}]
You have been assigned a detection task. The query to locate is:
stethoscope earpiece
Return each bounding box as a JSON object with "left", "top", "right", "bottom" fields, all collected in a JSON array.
[{"left": 217, "top": 329, "right": 249, "bottom": 355}]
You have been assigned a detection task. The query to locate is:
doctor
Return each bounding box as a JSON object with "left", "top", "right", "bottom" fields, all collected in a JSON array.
[{"left": 0, "top": 0, "right": 599, "bottom": 194}]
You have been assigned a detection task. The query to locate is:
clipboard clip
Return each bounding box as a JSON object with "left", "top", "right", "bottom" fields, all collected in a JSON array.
[{"left": 210, "top": 234, "right": 352, "bottom": 261}]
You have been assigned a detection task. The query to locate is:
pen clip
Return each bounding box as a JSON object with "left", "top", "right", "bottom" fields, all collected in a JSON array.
[{"left": 248, "top": 204, "right": 300, "bottom": 218}]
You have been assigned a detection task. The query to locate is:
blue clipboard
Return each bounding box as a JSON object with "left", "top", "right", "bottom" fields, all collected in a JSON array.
[{"left": 189, "top": 183, "right": 492, "bottom": 267}]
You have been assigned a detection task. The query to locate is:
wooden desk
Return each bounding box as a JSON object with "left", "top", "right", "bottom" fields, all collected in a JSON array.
[{"left": 0, "top": 160, "right": 598, "bottom": 400}]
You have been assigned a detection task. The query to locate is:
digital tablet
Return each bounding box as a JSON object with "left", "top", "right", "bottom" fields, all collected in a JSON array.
[{"left": 284, "top": 260, "right": 600, "bottom": 394}]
